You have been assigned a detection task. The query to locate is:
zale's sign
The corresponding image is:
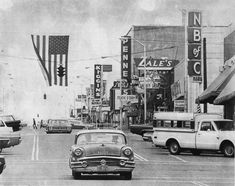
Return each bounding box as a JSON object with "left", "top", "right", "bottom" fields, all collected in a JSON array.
[
  {"left": 134, "top": 58, "right": 179, "bottom": 70},
  {"left": 94, "top": 64, "right": 102, "bottom": 99}
]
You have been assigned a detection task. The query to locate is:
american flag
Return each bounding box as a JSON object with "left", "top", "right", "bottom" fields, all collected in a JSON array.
[{"left": 31, "top": 35, "right": 69, "bottom": 86}]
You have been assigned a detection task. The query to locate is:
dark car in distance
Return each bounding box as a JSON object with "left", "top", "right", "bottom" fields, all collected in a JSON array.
[{"left": 130, "top": 124, "right": 153, "bottom": 136}]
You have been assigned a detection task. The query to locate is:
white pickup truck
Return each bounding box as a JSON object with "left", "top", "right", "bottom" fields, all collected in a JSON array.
[{"left": 152, "top": 112, "right": 235, "bottom": 157}]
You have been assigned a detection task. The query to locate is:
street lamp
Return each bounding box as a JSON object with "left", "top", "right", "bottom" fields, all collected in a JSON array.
[{"left": 131, "top": 38, "right": 147, "bottom": 123}]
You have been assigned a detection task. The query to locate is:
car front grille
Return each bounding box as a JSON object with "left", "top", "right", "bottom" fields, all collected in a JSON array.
[{"left": 86, "top": 158, "right": 120, "bottom": 166}]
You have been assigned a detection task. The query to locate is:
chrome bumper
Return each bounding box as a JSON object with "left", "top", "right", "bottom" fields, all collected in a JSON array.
[{"left": 69, "top": 156, "right": 135, "bottom": 173}]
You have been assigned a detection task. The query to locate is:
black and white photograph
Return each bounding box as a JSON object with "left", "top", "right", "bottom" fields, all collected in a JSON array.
[{"left": 0, "top": 0, "right": 234, "bottom": 185}]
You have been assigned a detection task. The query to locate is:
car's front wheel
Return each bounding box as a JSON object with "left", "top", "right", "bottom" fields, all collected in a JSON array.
[
  {"left": 120, "top": 172, "right": 132, "bottom": 180},
  {"left": 72, "top": 170, "right": 81, "bottom": 179}
]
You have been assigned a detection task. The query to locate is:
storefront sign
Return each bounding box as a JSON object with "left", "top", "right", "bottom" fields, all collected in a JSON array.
[
  {"left": 192, "top": 76, "right": 202, "bottom": 83},
  {"left": 188, "top": 44, "right": 201, "bottom": 60},
  {"left": 187, "top": 11, "right": 202, "bottom": 77},
  {"left": 188, "top": 61, "right": 201, "bottom": 76},
  {"left": 121, "top": 36, "right": 131, "bottom": 93},
  {"left": 134, "top": 58, "right": 179, "bottom": 70},
  {"left": 174, "top": 100, "right": 185, "bottom": 107},
  {"left": 171, "top": 80, "right": 184, "bottom": 100},
  {"left": 91, "top": 99, "right": 101, "bottom": 105},
  {"left": 188, "top": 28, "right": 201, "bottom": 43},
  {"left": 138, "top": 71, "right": 169, "bottom": 89},
  {"left": 117, "top": 95, "right": 138, "bottom": 103},
  {"left": 94, "top": 64, "right": 102, "bottom": 99},
  {"left": 112, "top": 80, "right": 129, "bottom": 89},
  {"left": 90, "top": 84, "right": 94, "bottom": 98},
  {"left": 188, "top": 12, "right": 201, "bottom": 27}
]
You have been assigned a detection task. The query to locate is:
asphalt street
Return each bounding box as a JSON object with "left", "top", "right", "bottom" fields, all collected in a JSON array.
[{"left": 0, "top": 127, "right": 234, "bottom": 186}]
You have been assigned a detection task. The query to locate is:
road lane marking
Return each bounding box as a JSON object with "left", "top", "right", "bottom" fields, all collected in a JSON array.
[
  {"left": 192, "top": 181, "right": 210, "bottom": 186},
  {"left": 169, "top": 154, "right": 187, "bottom": 162},
  {"left": 134, "top": 152, "right": 148, "bottom": 161},
  {"left": 31, "top": 132, "right": 36, "bottom": 161},
  {"left": 36, "top": 133, "right": 39, "bottom": 161},
  {"left": 31, "top": 130, "right": 39, "bottom": 161}
]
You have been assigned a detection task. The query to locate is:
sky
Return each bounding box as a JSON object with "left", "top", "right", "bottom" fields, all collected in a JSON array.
[{"left": 0, "top": 0, "right": 235, "bottom": 122}]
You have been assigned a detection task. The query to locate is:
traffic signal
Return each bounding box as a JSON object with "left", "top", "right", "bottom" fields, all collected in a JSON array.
[{"left": 57, "top": 65, "right": 66, "bottom": 77}]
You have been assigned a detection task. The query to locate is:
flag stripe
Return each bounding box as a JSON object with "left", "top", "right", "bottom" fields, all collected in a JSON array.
[
  {"left": 59, "top": 54, "right": 63, "bottom": 86},
  {"left": 65, "top": 54, "right": 68, "bottom": 86},
  {"left": 36, "top": 35, "right": 40, "bottom": 62},
  {"left": 48, "top": 54, "right": 52, "bottom": 86},
  {"left": 54, "top": 54, "right": 57, "bottom": 85},
  {"left": 42, "top": 35, "right": 46, "bottom": 63},
  {"left": 31, "top": 35, "right": 50, "bottom": 86}
]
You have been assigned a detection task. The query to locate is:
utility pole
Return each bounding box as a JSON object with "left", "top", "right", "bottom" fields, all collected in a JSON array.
[
  {"left": 203, "top": 38, "right": 207, "bottom": 113},
  {"left": 120, "top": 79, "right": 123, "bottom": 130}
]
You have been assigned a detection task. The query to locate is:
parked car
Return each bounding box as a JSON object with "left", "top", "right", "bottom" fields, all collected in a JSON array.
[
  {"left": 69, "top": 119, "right": 95, "bottom": 130},
  {"left": 69, "top": 129, "right": 135, "bottom": 179},
  {"left": 46, "top": 119, "right": 72, "bottom": 134},
  {"left": 0, "top": 156, "right": 6, "bottom": 174},
  {"left": 152, "top": 112, "right": 235, "bottom": 157},
  {"left": 0, "top": 120, "right": 21, "bottom": 153},
  {"left": 0, "top": 115, "right": 21, "bottom": 132},
  {"left": 130, "top": 123, "right": 153, "bottom": 140}
]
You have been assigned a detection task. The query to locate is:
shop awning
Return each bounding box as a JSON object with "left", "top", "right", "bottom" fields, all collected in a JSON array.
[
  {"left": 213, "top": 72, "right": 235, "bottom": 105},
  {"left": 196, "top": 63, "right": 235, "bottom": 104}
]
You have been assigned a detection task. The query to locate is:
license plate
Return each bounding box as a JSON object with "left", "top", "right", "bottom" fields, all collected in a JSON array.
[{"left": 97, "top": 165, "right": 108, "bottom": 171}]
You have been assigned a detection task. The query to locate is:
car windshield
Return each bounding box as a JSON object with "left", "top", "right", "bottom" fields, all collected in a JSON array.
[
  {"left": 214, "top": 120, "right": 234, "bottom": 131},
  {"left": 76, "top": 132, "right": 126, "bottom": 145}
]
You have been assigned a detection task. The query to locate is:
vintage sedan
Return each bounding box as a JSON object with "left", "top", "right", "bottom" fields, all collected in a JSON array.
[
  {"left": 69, "top": 129, "right": 135, "bottom": 179},
  {"left": 46, "top": 119, "right": 72, "bottom": 134}
]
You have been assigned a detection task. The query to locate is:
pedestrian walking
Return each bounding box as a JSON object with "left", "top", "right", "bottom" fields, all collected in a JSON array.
[
  {"left": 33, "top": 118, "right": 37, "bottom": 129},
  {"left": 35, "top": 114, "right": 41, "bottom": 129}
]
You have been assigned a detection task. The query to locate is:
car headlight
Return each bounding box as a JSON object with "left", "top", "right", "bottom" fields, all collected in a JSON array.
[
  {"left": 74, "top": 148, "right": 83, "bottom": 157},
  {"left": 123, "top": 148, "right": 132, "bottom": 157}
]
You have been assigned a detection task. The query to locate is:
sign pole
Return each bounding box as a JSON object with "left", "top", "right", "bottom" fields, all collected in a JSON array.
[{"left": 120, "top": 79, "right": 122, "bottom": 130}]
